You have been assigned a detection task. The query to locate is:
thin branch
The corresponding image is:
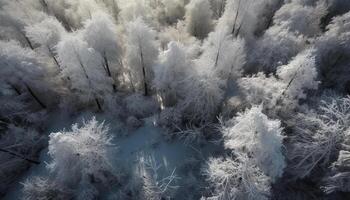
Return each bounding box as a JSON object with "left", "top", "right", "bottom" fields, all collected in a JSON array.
[{"left": 0, "top": 148, "right": 40, "bottom": 165}]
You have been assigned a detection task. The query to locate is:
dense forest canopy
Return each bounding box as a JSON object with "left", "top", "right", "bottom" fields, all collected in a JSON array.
[{"left": 0, "top": 0, "right": 350, "bottom": 199}]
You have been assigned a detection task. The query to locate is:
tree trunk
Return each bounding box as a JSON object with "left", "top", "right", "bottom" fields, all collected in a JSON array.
[
  {"left": 0, "top": 148, "right": 40, "bottom": 165},
  {"left": 139, "top": 45, "right": 148, "bottom": 96},
  {"left": 103, "top": 55, "right": 117, "bottom": 92},
  {"left": 95, "top": 97, "right": 102, "bottom": 111},
  {"left": 24, "top": 83, "right": 47, "bottom": 109},
  {"left": 234, "top": 22, "right": 243, "bottom": 38},
  {"left": 75, "top": 51, "right": 103, "bottom": 111},
  {"left": 40, "top": 0, "right": 48, "bottom": 13},
  {"left": 214, "top": 48, "right": 220, "bottom": 68},
  {"left": 48, "top": 46, "right": 61, "bottom": 70},
  {"left": 23, "top": 34, "right": 34, "bottom": 50},
  {"left": 231, "top": 0, "right": 241, "bottom": 35},
  {"left": 10, "top": 84, "right": 21, "bottom": 95}
]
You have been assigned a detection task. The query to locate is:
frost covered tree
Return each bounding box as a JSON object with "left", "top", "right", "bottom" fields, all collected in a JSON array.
[
  {"left": 184, "top": 0, "right": 213, "bottom": 39},
  {"left": 0, "top": 40, "right": 48, "bottom": 109},
  {"left": 43, "top": 0, "right": 106, "bottom": 30},
  {"left": 0, "top": 0, "right": 45, "bottom": 49},
  {"left": 125, "top": 18, "right": 159, "bottom": 96},
  {"left": 56, "top": 33, "right": 113, "bottom": 110},
  {"left": 46, "top": 117, "right": 115, "bottom": 199},
  {"left": 246, "top": 0, "right": 326, "bottom": 74},
  {"left": 239, "top": 49, "right": 319, "bottom": 112},
  {"left": 2, "top": 0, "right": 350, "bottom": 199},
  {"left": 118, "top": 0, "right": 158, "bottom": 26},
  {"left": 159, "top": 21, "right": 201, "bottom": 54},
  {"left": 222, "top": 105, "right": 286, "bottom": 180},
  {"left": 153, "top": 41, "right": 194, "bottom": 107},
  {"left": 83, "top": 12, "right": 122, "bottom": 92},
  {"left": 202, "top": 154, "right": 270, "bottom": 200},
  {"left": 217, "top": 0, "right": 282, "bottom": 41},
  {"left": 202, "top": 105, "right": 285, "bottom": 199},
  {"left": 248, "top": 25, "right": 307, "bottom": 73},
  {"left": 179, "top": 73, "right": 224, "bottom": 125},
  {"left": 25, "top": 17, "right": 66, "bottom": 70},
  {"left": 198, "top": 27, "right": 246, "bottom": 81},
  {"left": 275, "top": 49, "right": 319, "bottom": 109},
  {"left": 98, "top": 0, "right": 120, "bottom": 21}
]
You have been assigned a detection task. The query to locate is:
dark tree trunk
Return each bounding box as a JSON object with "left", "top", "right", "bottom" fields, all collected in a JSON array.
[
  {"left": 40, "top": 0, "right": 48, "bottom": 13},
  {"left": 24, "top": 34, "right": 34, "bottom": 50},
  {"left": 76, "top": 51, "right": 103, "bottom": 111},
  {"left": 0, "top": 148, "right": 40, "bottom": 164},
  {"left": 24, "top": 83, "right": 47, "bottom": 109},
  {"left": 10, "top": 84, "right": 21, "bottom": 95},
  {"left": 214, "top": 48, "right": 220, "bottom": 68},
  {"left": 103, "top": 55, "right": 117, "bottom": 92},
  {"left": 48, "top": 46, "right": 61, "bottom": 70},
  {"left": 231, "top": 0, "right": 241, "bottom": 35},
  {"left": 234, "top": 22, "right": 243, "bottom": 38},
  {"left": 95, "top": 97, "right": 102, "bottom": 111},
  {"left": 139, "top": 45, "right": 148, "bottom": 96}
]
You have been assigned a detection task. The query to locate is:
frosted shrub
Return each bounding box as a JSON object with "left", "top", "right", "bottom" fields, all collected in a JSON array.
[
  {"left": 321, "top": 100, "right": 350, "bottom": 192},
  {"left": 47, "top": 117, "right": 115, "bottom": 198},
  {"left": 158, "top": 21, "right": 201, "bottom": 54},
  {"left": 158, "top": 107, "right": 183, "bottom": 130},
  {"left": 315, "top": 11, "right": 350, "bottom": 91},
  {"left": 158, "top": 0, "right": 186, "bottom": 25},
  {"left": 273, "top": 0, "right": 327, "bottom": 37},
  {"left": 323, "top": 150, "right": 350, "bottom": 193},
  {"left": 222, "top": 105, "right": 285, "bottom": 180},
  {"left": 118, "top": 0, "right": 156, "bottom": 26},
  {"left": 179, "top": 73, "right": 224, "bottom": 125},
  {"left": 249, "top": 25, "right": 307, "bottom": 73},
  {"left": 238, "top": 72, "right": 285, "bottom": 110},
  {"left": 136, "top": 154, "right": 179, "bottom": 200},
  {"left": 22, "top": 177, "right": 71, "bottom": 200},
  {"left": 288, "top": 95, "right": 350, "bottom": 179},
  {"left": 125, "top": 93, "right": 159, "bottom": 119},
  {"left": 202, "top": 154, "right": 270, "bottom": 200},
  {"left": 209, "top": 0, "right": 226, "bottom": 19}
]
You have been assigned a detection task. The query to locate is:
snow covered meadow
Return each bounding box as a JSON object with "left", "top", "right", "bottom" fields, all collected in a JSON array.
[{"left": 0, "top": 0, "right": 350, "bottom": 199}]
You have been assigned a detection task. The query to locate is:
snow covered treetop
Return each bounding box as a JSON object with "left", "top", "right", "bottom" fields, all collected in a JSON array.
[{"left": 222, "top": 105, "right": 286, "bottom": 181}]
